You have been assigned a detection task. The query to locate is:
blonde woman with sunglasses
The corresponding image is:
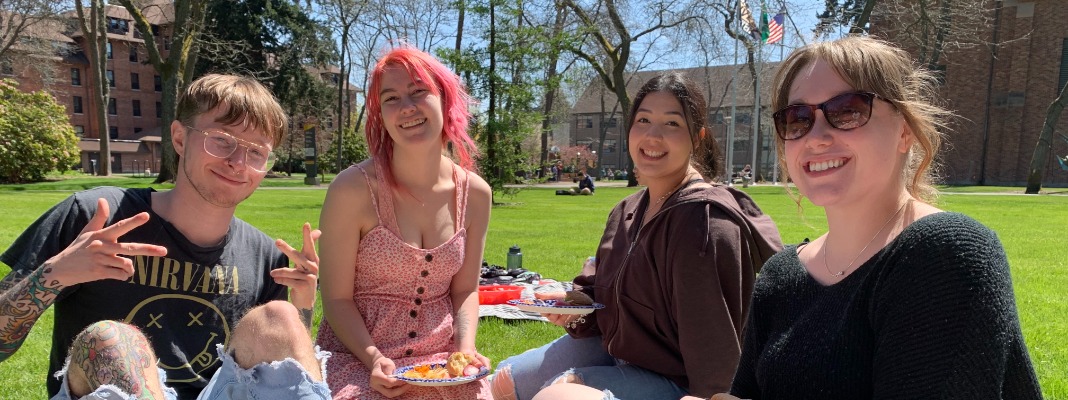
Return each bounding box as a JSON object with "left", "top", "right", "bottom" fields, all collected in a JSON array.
[{"left": 715, "top": 37, "right": 1042, "bottom": 399}]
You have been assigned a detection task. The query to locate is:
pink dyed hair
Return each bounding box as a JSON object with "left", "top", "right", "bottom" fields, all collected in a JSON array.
[{"left": 365, "top": 47, "right": 478, "bottom": 188}]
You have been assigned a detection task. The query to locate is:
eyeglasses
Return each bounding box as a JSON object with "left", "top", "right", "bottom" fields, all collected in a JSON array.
[
  {"left": 773, "top": 92, "right": 887, "bottom": 141},
  {"left": 185, "top": 126, "right": 276, "bottom": 173}
]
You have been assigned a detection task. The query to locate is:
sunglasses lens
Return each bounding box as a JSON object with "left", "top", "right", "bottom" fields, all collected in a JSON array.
[
  {"left": 776, "top": 106, "right": 814, "bottom": 140},
  {"left": 824, "top": 93, "right": 873, "bottom": 130}
]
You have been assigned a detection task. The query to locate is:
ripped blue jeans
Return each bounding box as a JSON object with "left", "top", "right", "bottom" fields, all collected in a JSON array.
[
  {"left": 51, "top": 344, "right": 331, "bottom": 400},
  {"left": 495, "top": 335, "right": 687, "bottom": 400}
]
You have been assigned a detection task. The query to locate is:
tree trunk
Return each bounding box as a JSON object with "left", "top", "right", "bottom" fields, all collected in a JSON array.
[
  {"left": 1024, "top": 82, "right": 1068, "bottom": 193},
  {"left": 77, "top": 0, "right": 111, "bottom": 176}
]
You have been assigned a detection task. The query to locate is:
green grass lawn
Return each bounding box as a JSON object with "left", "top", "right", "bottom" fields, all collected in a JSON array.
[{"left": 1, "top": 184, "right": 1065, "bottom": 398}]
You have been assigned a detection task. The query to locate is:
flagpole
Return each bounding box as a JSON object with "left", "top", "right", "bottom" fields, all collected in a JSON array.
[
  {"left": 728, "top": 0, "right": 738, "bottom": 185},
  {"left": 751, "top": 4, "right": 762, "bottom": 184}
]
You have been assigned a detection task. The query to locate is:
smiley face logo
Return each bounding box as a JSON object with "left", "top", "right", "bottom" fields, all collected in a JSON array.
[{"left": 125, "top": 294, "right": 231, "bottom": 383}]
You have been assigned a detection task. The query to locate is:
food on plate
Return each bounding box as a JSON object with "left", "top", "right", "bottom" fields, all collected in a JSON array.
[
  {"left": 446, "top": 352, "right": 476, "bottom": 376},
  {"left": 402, "top": 363, "right": 449, "bottom": 380},
  {"left": 401, "top": 352, "right": 479, "bottom": 380},
  {"left": 563, "top": 290, "right": 594, "bottom": 306}
]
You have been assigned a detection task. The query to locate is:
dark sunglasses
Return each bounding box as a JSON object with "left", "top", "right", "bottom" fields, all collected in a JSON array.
[{"left": 773, "top": 92, "right": 886, "bottom": 140}]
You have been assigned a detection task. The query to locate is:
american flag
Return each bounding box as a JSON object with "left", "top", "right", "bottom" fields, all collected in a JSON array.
[{"left": 767, "top": 12, "right": 785, "bottom": 44}]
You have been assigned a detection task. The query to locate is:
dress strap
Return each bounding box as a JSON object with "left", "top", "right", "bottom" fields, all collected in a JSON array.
[
  {"left": 372, "top": 161, "right": 402, "bottom": 234},
  {"left": 453, "top": 164, "right": 470, "bottom": 231},
  {"left": 353, "top": 164, "right": 383, "bottom": 224}
]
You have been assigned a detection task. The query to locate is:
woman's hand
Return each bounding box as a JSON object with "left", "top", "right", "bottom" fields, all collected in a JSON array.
[
  {"left": 535, "top": 292, "right": 582, "bottom": 327},
  {"left": 369, "top": 356, "right": 409, "bottom": 398}
]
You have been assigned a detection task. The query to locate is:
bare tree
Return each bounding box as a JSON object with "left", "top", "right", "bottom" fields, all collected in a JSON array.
[
  {"left": 559, "top": 0, "right": 699, "bottom": 186},
  {"left": 118, "top": 0, "right": 208, "bottom": 183},
  {"left": 317, "top": 0, "right": 370, "bottom": 170},
  {"left": 74, "top": 0, "right": 111, "bottom": 176},
  {"left": 1024, "top": 82, "right": 1068, "bottom": 194},
  {"left": 0, "top": 0, "right": 64, "bottom": 77}
]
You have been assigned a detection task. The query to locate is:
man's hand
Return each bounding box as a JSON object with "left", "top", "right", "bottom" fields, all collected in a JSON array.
[
  {"left": 45, "top": 198, "right": 168, "bottom": 287},
  {"left": 272, "top": 222, "right": 321, "bottom": 314}
]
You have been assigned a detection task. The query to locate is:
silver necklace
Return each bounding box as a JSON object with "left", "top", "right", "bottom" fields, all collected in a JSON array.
[
  {"left": 824, "top": 198, "right": 913, "bottom": 277},
  {"left": 653, "top": 174, "right": 696, "bottom": 207}
]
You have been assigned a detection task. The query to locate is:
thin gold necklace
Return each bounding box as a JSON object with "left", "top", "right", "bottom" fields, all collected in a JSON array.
[
  {"left": 653, "top": 174, "right": 696, "bottom": 207},
  {"left": 824, "top": 198, "right": 913, "bottom": 277}
]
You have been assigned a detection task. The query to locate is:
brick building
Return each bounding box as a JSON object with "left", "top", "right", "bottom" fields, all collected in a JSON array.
[
  {"left": 871, "top": 0, "right": 1068, "bottom": 186},
  {"left": 569, "top": 63, "right": 779, "bottom": 181},
  {"left": 6, "top": 4, "right": 357, "bottom": 175},
  {"left": 570, "top": 1, "right": 1068, "bottom": 187}
]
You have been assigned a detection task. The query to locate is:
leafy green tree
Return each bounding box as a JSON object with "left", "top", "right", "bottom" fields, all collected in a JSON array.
[
  {"left": 0, "top": 80, "right": 79, "bottom": 183},
  {"left": 199, "top": 0, "right": 337, "bottom": 165},
  {"left": 323, "top": 117, "right": 369, "bottom": 174}
]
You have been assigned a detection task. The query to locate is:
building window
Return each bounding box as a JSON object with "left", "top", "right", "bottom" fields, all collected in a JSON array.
[
  {"left": 71, "top": 68, "right": 81, "bottom": 86},
  {"left": 0, "top": 61, "right": 12, "bottom": 75},
  {"left": 129, "top": 44, "right": 138, "bottom": 62},
  {"left": 108, "top": 98, "right": 117, "bottom": 115},
  {"left": 130, "top": 73, "right": 140, "bottom": 90},
  {"left": 106, "top": 70, "right": 115, "bottom": 88},
  {"left": 134, "top": 127, "right": 142, "bottom": 134},
  {"left": 106, "top": 17, "right": 129, "bottom": 34},
  {"left": 585, "top": 118, "right": 593, "bottom": 128},
  {"left": 163, "top": 36, "right": 170, "bottom": 50},
  {"left": 132, "top": 100, "right": 141, "bottom": 117},
  {"left": 106, "top": 42, "right": 113, "bottom": 59},
  {"left": 605, "top": 118, "right": 617, "bottom": 128},
  {"left": 109, "top": 126, "right": 119, "bottom": 139},
  {"left": 154, "top": 75, "right": 161, "bottom": 92},
  {"left": 156, "top": 101, "right": 162, "bottom": 118},
  {"left": 74, "top": 125, "right": 85, "bottom": 137},
  {"left": 73, "top": 96, "right": 83, "bottom": 114},
  {"left": 151, "top": 24, "right": 160, "bottom": 36},
  {"left": 605, "top": 139, "right": 617, "bottom": 153}
]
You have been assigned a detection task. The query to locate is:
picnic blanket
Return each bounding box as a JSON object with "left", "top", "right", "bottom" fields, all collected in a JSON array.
[{"left": 478, "top": 280, "right": 573, "bottom": 321}]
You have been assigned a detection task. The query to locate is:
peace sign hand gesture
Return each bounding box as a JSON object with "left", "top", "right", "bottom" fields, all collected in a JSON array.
[
  {"left": 44, "top": 198, "right": 168, "bottom": 287},
  {"left": 272, "top": 222, "right": 321, "bottom": 311}
]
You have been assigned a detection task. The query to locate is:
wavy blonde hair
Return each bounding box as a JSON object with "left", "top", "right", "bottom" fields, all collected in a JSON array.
[{"left": 771, "top": 37, "right": 951, "bottom": 202}]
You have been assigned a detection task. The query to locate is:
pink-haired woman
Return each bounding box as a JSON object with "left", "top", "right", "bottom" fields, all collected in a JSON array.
[{"left": 315, "top": 46, "right": 493, "bottom": 399}]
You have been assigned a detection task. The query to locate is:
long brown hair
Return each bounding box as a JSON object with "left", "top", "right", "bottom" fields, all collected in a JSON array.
[{"left": 628, "top": 72, "right": 722, "bottom": 180}]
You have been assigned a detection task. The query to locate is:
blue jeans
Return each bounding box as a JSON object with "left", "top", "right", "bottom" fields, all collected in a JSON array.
[
  {"left": 496, "top": 335, "right": 687, "bottom": 400},
  {"left": 51, "top": 344, "right": 331, "bottom": 400}
]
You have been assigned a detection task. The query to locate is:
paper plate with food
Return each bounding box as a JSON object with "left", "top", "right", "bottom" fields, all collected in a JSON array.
[
  {"left": 507, "top": 291, "right": 605, "bottom": 315},
  {"left": 394, "top": 352, "right": 490, "bottom": 387}
]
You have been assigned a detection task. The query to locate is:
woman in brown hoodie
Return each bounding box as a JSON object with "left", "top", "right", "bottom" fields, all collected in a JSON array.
[{"left": 491, "top": 73, "right": 783, "bottom": 400}]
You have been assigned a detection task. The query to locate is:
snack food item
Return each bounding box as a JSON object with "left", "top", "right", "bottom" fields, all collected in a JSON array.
[
  {"left": 446, "top": 352, "right": 474, "bottom": 377},
  {"left": 563, "top": 290, "right": 594, "bottom": 306},
  {"left": 402, "top": 363, "right": 449, "bottom": 380}
]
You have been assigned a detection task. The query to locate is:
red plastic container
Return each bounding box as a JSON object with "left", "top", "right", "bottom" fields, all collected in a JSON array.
[{"left": 478, "top": 285, "right": 523, "bottom": 305}]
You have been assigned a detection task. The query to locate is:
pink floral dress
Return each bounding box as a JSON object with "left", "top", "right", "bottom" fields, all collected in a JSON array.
[{"left": 316, "top": 162, "right": 491, "bottom": 400}]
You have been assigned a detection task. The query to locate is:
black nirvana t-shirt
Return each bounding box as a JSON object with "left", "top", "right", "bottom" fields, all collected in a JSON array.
[{"left": 0, "top": 187, "right": 287, "bottom": 399}]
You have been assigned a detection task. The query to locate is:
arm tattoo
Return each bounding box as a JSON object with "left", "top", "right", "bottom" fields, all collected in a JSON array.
[
  {"left": 70, "top": 321, "right": 160, "bottom": 399},
  {"left": 0, "top": 266, "right": 65, "bottom": 361},
  {"left": 298, "top": 308, "right": 313, "bottom": 331},
  {"left": 453, "top": 309, "right": 471, "bottom": 344}
]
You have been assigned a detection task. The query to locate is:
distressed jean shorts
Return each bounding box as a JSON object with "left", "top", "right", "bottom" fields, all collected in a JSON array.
[{"left": 51, "top": 344, "right": 331, "bottom": 400}]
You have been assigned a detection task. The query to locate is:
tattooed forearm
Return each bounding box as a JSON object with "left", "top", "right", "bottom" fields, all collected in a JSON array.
[
  {"left": 299, "top": 308, "right": 313, "bottom": 331},
  {"left": 453, "top": 309, "right": 472, "bottom": 344},
  {"left": 70, "top": 321, "right": 161, "bottom": 399},
  {"left": 0, "top": 266, "right": 65, "bottom": 361}
]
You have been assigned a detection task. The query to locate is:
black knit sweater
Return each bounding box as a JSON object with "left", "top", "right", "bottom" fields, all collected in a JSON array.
[{"left": 730, "top": 212, "right": 1042, "bottom": 399}]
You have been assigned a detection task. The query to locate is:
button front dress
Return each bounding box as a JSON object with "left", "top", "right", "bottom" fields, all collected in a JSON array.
[{"left": 316, "top": 162, "right": 491, "bottom": 399}]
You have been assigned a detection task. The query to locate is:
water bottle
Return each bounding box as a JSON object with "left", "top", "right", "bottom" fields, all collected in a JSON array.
[{"left": 507, "top": 245, "right": 523, "bottom": 271}]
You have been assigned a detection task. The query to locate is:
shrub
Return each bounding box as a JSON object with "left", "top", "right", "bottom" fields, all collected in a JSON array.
[{"left": 0, "top": 79, "right": 80, "bottom": 183}]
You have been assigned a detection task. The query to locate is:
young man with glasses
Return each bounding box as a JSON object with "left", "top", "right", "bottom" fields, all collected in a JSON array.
[{"left": 0, "top": 74, "right": 331, "bottom": 399}]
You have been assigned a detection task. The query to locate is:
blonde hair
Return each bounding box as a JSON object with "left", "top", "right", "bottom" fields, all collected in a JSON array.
[
  {"left": 176, "top": 74, "right": 288, "bottom": 148},
  {"left": 771, "top": 37, "right": 950, "bottom": 202}
]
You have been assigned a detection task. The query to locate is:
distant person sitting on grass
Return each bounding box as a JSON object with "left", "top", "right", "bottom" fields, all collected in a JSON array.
[
  {"left": 0, "top": 74, "right": 330, "bottom": 400},
  {"left": 573, "top": 171, "right": 595, "bottom": 195}
]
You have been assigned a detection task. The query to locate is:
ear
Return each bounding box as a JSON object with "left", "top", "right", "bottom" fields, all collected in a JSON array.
[
  {"left": 171, "top": 120, "right": 186, "bottom": 154},
  {"left": 896, "top": 120, "right": 913, "bottom": 154}
]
